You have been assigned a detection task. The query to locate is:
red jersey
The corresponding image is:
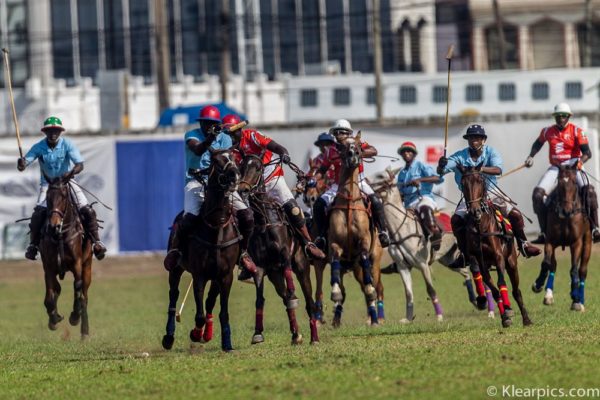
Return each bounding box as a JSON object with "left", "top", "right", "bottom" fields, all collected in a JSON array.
[
  {"left": 538, "top": 123, "right": 589, "bottom": 166},
  {"left": 232, "top": 129, "right": 283, "bottom": 183},
  {"left": 320, "top": 142, "right": 369, "bottom": 183}
]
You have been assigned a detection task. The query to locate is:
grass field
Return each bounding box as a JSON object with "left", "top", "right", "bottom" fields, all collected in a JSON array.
[{"left": 1, "top": 252, "right": 600, "bottom": 399}]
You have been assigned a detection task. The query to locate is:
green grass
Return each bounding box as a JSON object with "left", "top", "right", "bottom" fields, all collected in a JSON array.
[{"left": 1, "top": 253, "right": 600, "bottom": 399}]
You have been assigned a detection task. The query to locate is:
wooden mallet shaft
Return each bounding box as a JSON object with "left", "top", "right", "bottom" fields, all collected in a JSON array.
[
  {"left": 2, "top": 48, "right": 23, "bottom": 158},
  {"left": 443, "top": 44, "right": 455, "bottom": 157}
]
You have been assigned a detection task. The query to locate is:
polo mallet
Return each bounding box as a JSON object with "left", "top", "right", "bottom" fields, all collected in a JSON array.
[
  {"left": 443, "top": 44, "right": 455, "bottom": 157},
  {"left": 2, "top": 48, "right": 23, "bottom": 158},
  {"left": 499, "top": 163, "right": 526, "bottom": 179},
  {"left": 227, "top": 120, "right": 248, "bottom": 133},
  {"left": 176, "top": 278, "right": 193, "bottom": 323}
]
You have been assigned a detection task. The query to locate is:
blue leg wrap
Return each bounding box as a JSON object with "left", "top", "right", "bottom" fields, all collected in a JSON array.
[
  {"left": 368, "top": 305, "right": 378, "bottom": 324},
  {"left": 330, "top": 260, "right": 342, "bottom": 285},
  {"left": 579, "top": 281, "right": 585, "bottom": 305},
  {"left": 221, "top": 323, "right": 232, "bottom": 351},
  {"left": 377, "top": 300, "right": 385, "bottom": 320},
  {"left": 545, "top": 271, "right": 555, "bottom": 291},
  {"left": 465, "top": 279, "right": 476, "bottom": 304}
]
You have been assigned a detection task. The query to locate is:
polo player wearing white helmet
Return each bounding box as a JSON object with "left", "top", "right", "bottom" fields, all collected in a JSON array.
[{"left": 524, "top": 103, "right": 600, "bottom": 243}]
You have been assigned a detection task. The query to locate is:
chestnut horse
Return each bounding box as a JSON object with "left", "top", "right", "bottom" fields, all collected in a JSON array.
[
  {"left": 238, "top": 155, "right": 319, "bottom": 344},
  {"left": 327, "top": 133, "right": 384, "bottom": 327},
  {"left": 459, "top": 163, "right": 531, "bottom": 327},
  {"left": 40, "top": 176, "right": 94, "bottom": 338},
  {"left": 532, "top": 164, "right": 591, "bottom": 311},
  {"left": 162, "top": 149, "right": 241, "bottom": 351}
]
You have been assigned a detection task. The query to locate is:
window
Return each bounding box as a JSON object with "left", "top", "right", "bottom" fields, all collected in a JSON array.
[
  {"left": 498, "top": 83, "right": 516, "bottom": 101},
  {"left": 51, "top": 0, "right": 74, "bottom": 79},
  {"left": 432, "top": 86, "right": 447, "bottom": 103},
  {"left": 466, "top": 84, "right": 483, "bottom": 102},
  {"left": 400, "top": 85, "right": 417, "bottom": 104},
  {"left": 301, "top": 89, "right": 318, "bottom": 107},
  {"left": 333, "top": 87, "right": 351, "bottom": 106},
  {"left": 366, "top": 87, "right": 376, "bottom": 105},
  {"left": 565, "top": 81, "right": 583, "bottom": 99},
  {"left": 532, "top": 82, "right": 549, "bottom": 100}
]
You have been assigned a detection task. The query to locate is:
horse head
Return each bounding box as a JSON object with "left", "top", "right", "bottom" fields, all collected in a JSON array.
[
  {"left": 367, "top": 166, "right": 401, "bottom": 202},
  {"left": 238, "top": 153, "right": 264, "bottom": 200},
  {"left": 459, "top": 162, "right": 486, "bottom": 222},
  {"left": 556, "top": 163, "right": 579, "bottom": 217},
  {"left": 336, "top": 133, "right": 362, "bottom": 170},
  {"left": 208, "top": 149, "right": 239, "bottom": 194},
  {"left": 44, "top": 174, "right": 72, "bottom": 240}
]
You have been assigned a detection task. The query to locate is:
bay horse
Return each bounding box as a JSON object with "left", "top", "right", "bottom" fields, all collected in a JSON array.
[
  {"left": 41, "top": 175, "right": 93, "bottom": 338},
  {"left": 367, "top": 166, "right": 486, "bottom": 322},
  {"left": 162, "top": 149, "right": 241, "bottom": 352},
  {"left": 238, "top": 154, "right": 319, "bottom": 344},
  {"left": 459, "top": 163, "right": 532, "bottom": 327},
  {"left": 327, "top": 133, "right": 384, "bottom": 327},
  {"left": 532, "top": 164, "right": 591, "bottom": 311}
]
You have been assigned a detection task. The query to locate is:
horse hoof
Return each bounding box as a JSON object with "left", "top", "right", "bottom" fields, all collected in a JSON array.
[
  {"left": 69, "top": 312, "right": 81, "bottom": 326},
  {"left": 291, "top": 334, "right": 303, "bottom": 345},
  {"left": 162, "top": 334, "right": 175, "bottom": 350},
  {"left": 80, "top": 334, "right": 90, "bottom": 341},
  {"left": 501, "top": 316, "right": 512, "bottom": 328},
  {"left": 476, "top": 296, "right": 487, "bottom": 310},
  {"left": 332, "top": 319, "right": 341, "bottom": 329},
  {"left": 436, "top": 314, "right": 444, "bottom": 322},
  {"left": 48, "top": 322, "right": 58, "bottom": 331},
  {"left": 364, "top": 284, "right": 376, "bottom": 302},
  {"left": 399, "top": 318, "right": 412, "bottom": 324},
  {"left": 189, "top": 328, "right": 203, "bottom": 343},
  {"left": 287, "top": 298, "right": 300, "bottom": 310},
  {"left": 543, "top": 296, "right": 554, "bottom": 305},
  {"left": 523, "top": 318, "right": 533, "bottom": 326},
  {"left": 310, "top": 340, "right": 320, "bottom": 345},
  {"left": 331, "top": 284, "right": 343, "bottom": 302},
  {"left": 531, "top": 283, "right": 543, "bottom": 293},
  {"left": 488, "top": 311, "right": 495, "bottom": 319},
  {"left": 48, "top": 313, "right": 64, "bottom": 330},
  {"left": 377, "top": 318, "right": 385, "bottom": 325},
  {"left": 251, "top": 334, "right": 265, "bottom": 344},
  {"left": 222, "top": 347, "right": 235, "bottom": 353},
  {"left": 571, "top": 303, "right": 585, "bottom": 312},
  {"left": 504, "top": 308, "right": 515, "bottom": 318}
]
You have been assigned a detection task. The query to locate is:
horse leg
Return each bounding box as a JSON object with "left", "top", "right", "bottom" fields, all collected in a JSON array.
[
  {"left": 505, "top": 251, "right": 532, "bottom": 326},
  {"left": 376, "top": 279, "right": 385, "bottom": 324},
  {"left": 251, "top": 268, "right": 266, "bottom": 344},
  {"left": 293, "top": 257, "right": 320, "bottom": 344},
  {"left": 543, "top": 247, "right": 557, "bottom": 306},
  {"left": 456, "top": 267, "right": 477, "bottom": 307},
  {"left": 69, "top": 251, "right": 85, "bottom": 328},
  {"left": 269, "top": 270, "right": 302, "bottom": 345},
  {"left": 162, "top": 267, "right": 183, "bottom": 350},
  {"left": 485, "top": 284, "right": 496, "bottom": 318},
  {"left": 332, "top": 273, "right": 346, "bottom": 329},
  {"left": 283, "top": 264, "right": 299, "bottom": 310},
  {"left": 570, "top": 239, "right": 584, "bottom": 311},
  {"left": 313, "top": 260, "right": 326, "bottom": 324},
  {"left": 419, "top": 262, "right": 443, "bottom": 321},
  {"left": 202, "top": 280, "right": 219, "bottom": 342},
  {"left": 218, "top": 274, "right": 235, "bottom": 352},
  {"left": 80, "top": 255, "right": 92, "bottom": 338},
  {"left": 189, "top": 275, "right": 208, "bottom": 344},
  {"left": 358, "top": 253, "right": 378, "bottom": 325},
  {"left": 493, "top": 251, "right": 514, "bottom": 327},
  {"left": 574, "top": 234, "right": 592, "bottom": 312},
  {"left": 330, "top": 258, "right": 343, "bottom": 302},
  {"left": 44, "top": 269, "right": 63, "bottom": 330},
  {"left": 397, "top": 266, "right": 415, "bottom": 322},
  {"left": 481, "top": 268, "right": 505, "bottom": 326},
  {"left": 532, "top": 242, "right": 552, "bottom": 293},
  {"left": 469, "top": 256, "right": 487, "bottom": 310}
]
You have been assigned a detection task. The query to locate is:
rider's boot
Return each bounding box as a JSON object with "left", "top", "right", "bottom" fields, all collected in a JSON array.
[
  {"left": 163, "top": 212, "right": 196, "bottom": 271},
  {"left": 25, "top": 206, "right": 46, "bottom": 260},
  {"left": 380, "top": 262, "right": 399, "bottom": 274},
  {"left": 283, "top": 200, "right": 326, "bottom": 260},
  {"left": 583, "top": 185, "right": 600, "bottom": 243},
  {"left": 79, "top": 205, "right": 107, "bottom": 260},
  {"left": 508, "top": 209, "right": 541, "bottom": 258},
  {"left": 531, "top": 188, "right": 547, "bottom": 244},
  {"left": 236, "top": 208, "right": 258, "bottom": 281},
  {"left": 447, "top": 214, "right": 467, "bottom": 269},
  {"left": 369, "top": 194, "right": 390, "bottom": 248},
  {"left": 313, "top": 197, "right": 328, "bottom": 251},
  {"left": 419, "top": 205, "right": 442, "bottom": 251}
]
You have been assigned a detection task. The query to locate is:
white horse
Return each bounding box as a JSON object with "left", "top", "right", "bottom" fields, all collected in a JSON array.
[{"left": 368, "top": 167, "right": 492, "bottom": 322}]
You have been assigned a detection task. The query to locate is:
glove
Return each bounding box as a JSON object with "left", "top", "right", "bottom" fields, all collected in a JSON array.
[
  {"left": 577, "top": 159, "right": 583, "bottom": 170},
  {"left": 436, "top": 156, "right": 448, "bottom": 175},
  {"left": 524, "top": 156, "right": 534, "bottom": 168},
  {"left": 408, "top": 180, "right": 420, "bottom": 188},
  {"left": 281, "top": 154, "right": 291, "bottom": 165},
  {"left": 17, "top": 157, "right": 26, "bottom": 171}
]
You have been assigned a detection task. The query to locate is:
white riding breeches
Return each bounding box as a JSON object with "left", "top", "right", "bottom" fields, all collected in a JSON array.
[
  {"left": 37, "top": 180, "right": 88, "bottom": 208},
  {"left": 184, "top": 179, "right": 247, "bottom": 216},
  {"left": 536, "top": 165, "right": 586, "bottom": 194},
  {"left": 265, "top": 176, "right": 295, "bottom": 205},
  {"left": 320, "top": 177, "right": 374, "bottom": 207},
  {"left": 407, "top": 196, "right": 437, "bottom": 211},
  {"left": 455, "top": 193, "right": 513, "bottom": 217}
]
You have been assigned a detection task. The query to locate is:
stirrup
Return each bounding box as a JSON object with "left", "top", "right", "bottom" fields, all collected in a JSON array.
[
  {"left": 93, "top": 241, "right": 107, "bottom": 260},
  {"left": 305, "top": 242, "right": 326, "bottom": 260},
  {"left": 531, "top": 233, "right": 546, "bottom": 245},
  {"left": 592, "top": 228, "right": 600, "bottom": 243},
  {"left": 519, "top": 241, "right": 541, "bottom": 258},
  {"left": 378, "top": 231, "right": 390, "bottom": 248},
  {"left": 314, "top": 236, "right": 327, "bottom": 251},
  {"left": 239, "top": 251, "right": 257, "bottom": 274}
]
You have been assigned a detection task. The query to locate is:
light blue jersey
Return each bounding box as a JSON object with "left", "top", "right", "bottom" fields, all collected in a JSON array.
[
  {"left": 441, "top": 145, "right": 503, "bottom": 190},
  {"left": 184, "top": 128, "right": 232, "bottom": 183},
  {"left": 397, "top": 160, "right": 441, "bottom": 207},
  {"left": 24, "top": 137, "right": 84, "bottom": 184}
]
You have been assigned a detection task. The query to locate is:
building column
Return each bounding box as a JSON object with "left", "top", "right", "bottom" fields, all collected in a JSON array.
[
  {"left": 318, "top": 0, "right": 328, "bottom": 65},
  {"left": 518, "top": 24, "right": 530, "bottom": 70},
  {"left": 26, "top": 0, "right": 53, "bottom": 87},
  {"left": 419, "top": 19, "right": 436, "bottom": 74},
  {"left": 342, "top": 0, "right": 352, "bottom": 73},
  {"left": 402, "top": 25, "right": 411, "bottom": 72},
  {"left": 472, "top": 25, "right": 487, "bottom": 71},
  {"left": 564, "top": 22, "right": 580, "bottom": 68}
]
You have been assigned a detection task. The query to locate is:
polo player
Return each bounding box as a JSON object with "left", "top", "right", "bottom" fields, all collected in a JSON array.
[
  {"left": 524, "top": 102, "right": 600, "bottom": 244},
  {"left": 17, "top": 116, "right": 106, "bottom": 261}
]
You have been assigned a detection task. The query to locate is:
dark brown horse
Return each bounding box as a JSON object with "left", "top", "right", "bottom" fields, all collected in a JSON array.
[
  {"left": 532, "top": 165, "right": 591, "bottom": 311},
  {"left": 40, "top": 176, "right": 93, "bottom": 338},
  {"left": 162, "top": 149, "right": 241, "bottom": 351},
  {"left": 238, "top": 154, "right": 319, "bottom": 344},
  {"left": 459, "top": 163, "right": 531, "bottom": 327}
]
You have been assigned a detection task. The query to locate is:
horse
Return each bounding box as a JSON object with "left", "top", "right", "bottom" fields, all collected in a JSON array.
[
  {"left": 40, "top": 175, "right": 94, "bottom": 338},
  {"left": 367, "top": 166, "right": 487, "bottom": 322},
  {"left": 532, "top": 164, "right": 592, "bottom": 311},
  {"left": 162, "top": 149, "right": 241, "bottom": 352},
  {"left": 327, "top": 133, "right": 384, "bottom": 327},
  {"left": 459, "top": 163, "right": 532, "bottom": 328}
]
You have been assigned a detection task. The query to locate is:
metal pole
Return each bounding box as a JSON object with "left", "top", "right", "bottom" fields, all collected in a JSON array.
[
  {"left": 220, "top": 0, "right": 230, "bottom": 103},
  {"left": 443, "top": 45, "right": 454, "bottom": 157},
  {"left": 373, "top": 0, "right": 383, "bottom": 123}
]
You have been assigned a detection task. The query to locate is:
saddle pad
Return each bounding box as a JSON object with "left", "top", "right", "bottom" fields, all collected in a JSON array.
[{"left": 434, "top": 212, "right": 452, "bottom": 233}]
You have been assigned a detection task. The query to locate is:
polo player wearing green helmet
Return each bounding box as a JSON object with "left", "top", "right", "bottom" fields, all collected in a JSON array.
[{"left": 17, "top": 117, "right": 107, "bottom": 261}]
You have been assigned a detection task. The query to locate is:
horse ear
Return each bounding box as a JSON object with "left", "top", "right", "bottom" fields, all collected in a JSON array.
[
  {"left": 476, "top": 161, "right": 484, "bottom": 171},
  {"left": 355, "top": 130, "right": 361, "bottom": 141}
]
